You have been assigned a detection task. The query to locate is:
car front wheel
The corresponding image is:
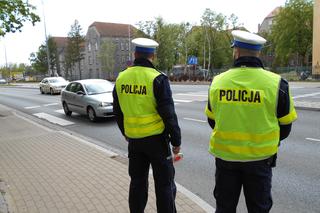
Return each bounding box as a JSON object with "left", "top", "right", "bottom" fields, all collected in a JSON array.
[
  {"left": 40, "top": 87, "right": 44, "bottom": 94},
  {"left": 63, "top": 102, "right": 72, "bottom": 116},
  {"left": 50, "top": 88, "right": 54, "bottom": 95},
  {"left": 87, "top": 106, "right": 97, "bottom": 122}
]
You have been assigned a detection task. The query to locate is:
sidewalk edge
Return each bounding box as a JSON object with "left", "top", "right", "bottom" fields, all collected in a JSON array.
[
  {"left": 176, "top": 183, "right": 215, "bottom": 213},
  {"left": 12, "top": 108, "right": 215, "bottom": 212}
]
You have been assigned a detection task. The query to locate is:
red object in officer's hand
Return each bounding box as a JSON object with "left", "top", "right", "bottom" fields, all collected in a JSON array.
[{"left": 173, "top": 153, "right": 183, "bottom": 163}]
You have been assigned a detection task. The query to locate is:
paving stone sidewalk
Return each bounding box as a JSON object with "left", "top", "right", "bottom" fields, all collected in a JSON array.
[{"left": 0, "top": 107, "right": 209, "bottom": 213}]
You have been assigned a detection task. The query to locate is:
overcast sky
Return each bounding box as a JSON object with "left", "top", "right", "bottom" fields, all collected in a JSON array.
[{"left": 0, "top": 0, "right": 286, "bottom": 66}]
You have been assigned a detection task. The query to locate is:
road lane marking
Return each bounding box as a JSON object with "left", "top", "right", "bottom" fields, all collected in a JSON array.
[
  {"left": 176, "top": 93, "right": 208, "bottom": 97},
  {"left": 24, "top": 105, "right": 41, "bottom": 109},
  {"left": 306, "top": 138, "right": 320, "bottom": 142},
  {"left": 43, "top": 103, "right": 59, "bottom": 107},
  {"left": 33, "top": 112, "right": 74, "bottom": 126},
  {"left": 174, "top": 99, "right": 192, "bottom": 103},
  {"left": 293, "top": 92, "right": 320, "bottom": 99},
  {"left": 55, "top": 109, "right": 65, "bottom": 114},
  {"left": 184, "top": 117, "right": 206, "bottom": 123}
]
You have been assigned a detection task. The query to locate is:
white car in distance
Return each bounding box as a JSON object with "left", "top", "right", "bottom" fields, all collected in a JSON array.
[{"left": 39, "top": 77, "right": 69, "bottom": 95}]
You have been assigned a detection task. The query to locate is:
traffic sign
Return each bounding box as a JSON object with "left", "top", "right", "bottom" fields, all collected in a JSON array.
[{"left": 188, "top": 56, "right": 198, "bottom": 65}]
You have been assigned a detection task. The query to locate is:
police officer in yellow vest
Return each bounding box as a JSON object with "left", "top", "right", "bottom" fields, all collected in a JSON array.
[
  {"left": 205, "top": 30, "right": 297, "bottom": 213},
  {"left": 113, "top": 38, "right": 181, "bottom": 213}
]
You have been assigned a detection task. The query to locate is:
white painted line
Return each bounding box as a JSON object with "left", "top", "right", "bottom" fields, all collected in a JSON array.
[
  {"left": 306, "top": 138, "right": 320, "bottom": 142},
  {"left": 293, "top": 92, "right": 320, "bottom": 99},
  {"left": 184, "top": 117, "right": 206, "bottom": 123},
  {"left": 174, "top": 99, "right": 192, "bottom": 103},
  {"left": 55, "top": 109, "right": 65, "bottom": 114},
  {"left": 24, "top": 105, "right": 41, "bottom": 109},
  {"left": 33, "top": 112, "right": 74, "bottom": 126},
  {"left": 148, "top": 169, "right": 215, "bottom": 212},
  {"left": 176, "top": 182, "right": 215, "bottom": 213},
  {"left": 176, "top": 93, "right": 208, "bottom": 97},
  {"left": 43, "top": 103, "right": 59, "bottom": 107}
]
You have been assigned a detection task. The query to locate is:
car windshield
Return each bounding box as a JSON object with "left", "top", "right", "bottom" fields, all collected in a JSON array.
[
  {"left": 84, "top": 81, "right": 113, "bottom": 95},
  {"left": 49, "top": 78, "right": 67, "bottom": 83}
]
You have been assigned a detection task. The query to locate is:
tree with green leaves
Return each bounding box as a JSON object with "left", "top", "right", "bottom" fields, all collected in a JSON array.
[
  {"left": 29, "top": 36, "right": 58, "bottom": 75},
  {"left": 0, "top": 0, "right": 40, "bottom": 37},
  {"left": 65, "top": 20, "right": 85, "bottom": 80},
  {"left": 201, "top": 8, "right": 232, "bottom": 71},
  {"left": 98, "top": 39, "right": 116, "bottom": 80},
  {"left": 270, "top": 0, "right": 313, "bottom": 67},
  {"left": 153, "top": 17, "right": 182, "bottom": 73}
]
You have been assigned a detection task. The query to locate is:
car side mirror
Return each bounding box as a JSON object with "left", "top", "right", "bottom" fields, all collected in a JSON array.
[{"left": 76, "top": 91, "right": 85, "bottom": 96}]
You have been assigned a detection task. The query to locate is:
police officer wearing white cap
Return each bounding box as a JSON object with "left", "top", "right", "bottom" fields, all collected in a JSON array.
[
  {"left": 205, "top": 30, "right": 297, "bottom": 213},
  {"left": 113, "top": 38, "right": 181, "bottom": 213}
]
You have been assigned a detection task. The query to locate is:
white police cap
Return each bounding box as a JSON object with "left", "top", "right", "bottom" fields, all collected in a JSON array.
[
  {"left": 132, "top": 38, "right": 159, "bottom": 53},
  {"left": 231, "top": 30, "right": 266, "bottom": 51}
]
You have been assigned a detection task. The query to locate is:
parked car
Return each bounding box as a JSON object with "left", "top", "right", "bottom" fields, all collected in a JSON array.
[
  {"left": 61, "top": 79, "right": 114, "bottom": 121},
  {"left": 39, "top": 77, "right": 69, "bottom": 95},
  {"left": 0, "top": 79, "right": 7, "bottom": 84}
]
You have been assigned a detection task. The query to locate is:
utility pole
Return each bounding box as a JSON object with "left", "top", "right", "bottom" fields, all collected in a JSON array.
[
  {"left": 4, "top": 42, "right": 10, "bottom": 83},
  {"left": 41, "top": 0, "right": 52, "bottom": 76},
  {"left": 128, "top": 25, "right": 131, "bottom": 63},
  {"left": 312, "top": 0, "right": 320, "bottom": 79}
]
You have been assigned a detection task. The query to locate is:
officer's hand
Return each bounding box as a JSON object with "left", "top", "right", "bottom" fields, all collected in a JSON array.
[{"left": 172, "top": 146, "right": 181, "bottom": 154}]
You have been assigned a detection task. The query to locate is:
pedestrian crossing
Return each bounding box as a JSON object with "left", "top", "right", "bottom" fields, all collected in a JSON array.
[{"left": 23, "top": 92, "right": 207, "bottom": 126}]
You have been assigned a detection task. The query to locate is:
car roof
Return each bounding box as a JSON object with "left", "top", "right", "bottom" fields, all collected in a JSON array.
[
  {"left": 71, "top": 79, "right": 112, "bottom": 84},
  {"left": 44, "top": 77, "right": 66, "bottom": 80}
]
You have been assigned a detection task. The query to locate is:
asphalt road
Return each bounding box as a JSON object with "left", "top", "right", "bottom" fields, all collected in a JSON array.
[{"left": 0, "top": 82, "right": 319, "bottom": 213}]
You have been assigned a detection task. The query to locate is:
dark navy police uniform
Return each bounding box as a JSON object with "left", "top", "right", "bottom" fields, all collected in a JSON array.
[
  {"left": 113, "top": 58, "right": 181, "bottom": 213},
  {"left": 207, "top": 56, "right": 293, "bottom": 213}
]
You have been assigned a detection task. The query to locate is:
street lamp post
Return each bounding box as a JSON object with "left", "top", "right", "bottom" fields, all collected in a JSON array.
[
  {"left": 3, "top": 42, "right": 10, "bottom": 83},
  {"left": 40, "top": 0, "right": 52, "bottom": 76}
]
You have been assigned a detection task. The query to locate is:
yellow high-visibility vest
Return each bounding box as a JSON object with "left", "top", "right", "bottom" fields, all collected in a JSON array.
[
  {"left": 205, "top": 67, "right": 297, "bottom": 161},
  {"left": 116, "top": 66, "right": 165, "bottom": 138}
]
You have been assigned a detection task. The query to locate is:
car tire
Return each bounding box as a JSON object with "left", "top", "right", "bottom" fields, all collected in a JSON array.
[
  {"left": 87, "top": 106, "right": 97, "bottom": 122},
  {"left": 40, "top": 87, "right": 44, "bottom": 94},
  {"left": 50, "top": 88, "right": 54, "bottom": 95},
  {"left": 63, "top": 102, "right": 72, "bottom": 116}
]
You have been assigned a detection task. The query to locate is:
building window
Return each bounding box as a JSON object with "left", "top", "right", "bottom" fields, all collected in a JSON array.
[
  {"left": 95, "top": 42, "right": 98, "bottom": 51},
  {"left": 126, "top": 42, "right": 129, "bottom": 51},
  {"left": 121, "top": 42, "right": 124, "bottom": 51},
  {"left": 88, "top": 43, "right": 92, "bottom": 52},
  {"left": 89, "top": 56, "right": 92, "bottom": 65}
]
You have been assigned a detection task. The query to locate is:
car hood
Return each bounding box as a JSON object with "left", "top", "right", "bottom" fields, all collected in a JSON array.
[
  {"left": 89, "top": 92, "right": 113, "bottom": 103},
  {"left": 51, "top": 82, "right": 68, "bottom": 87}
]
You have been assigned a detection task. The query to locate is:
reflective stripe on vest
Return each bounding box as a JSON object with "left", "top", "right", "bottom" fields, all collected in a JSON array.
[
  {"left": 208, "top": 67, "right": 281, "bottom": 161},
  {"left": 116, "top": 66, "right": 165, "bottom": 138}
]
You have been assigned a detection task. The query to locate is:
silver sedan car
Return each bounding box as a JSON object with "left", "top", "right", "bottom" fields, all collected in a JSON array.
[
  {"left": 61, "top": 79, "right": 114, "bottom": 121},
  {"left": 39, "top": 77, "right": 69, "bottom": 95}
]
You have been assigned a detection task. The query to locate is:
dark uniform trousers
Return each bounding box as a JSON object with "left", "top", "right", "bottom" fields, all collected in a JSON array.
[
  {"left": 128, "top": 134, "right": 177, "bottom": 213},
  {"left": 214, "top": 158, "right": 273, "bottom": 213}
]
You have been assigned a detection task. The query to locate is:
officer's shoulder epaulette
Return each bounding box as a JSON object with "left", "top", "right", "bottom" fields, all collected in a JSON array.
[
  {"left": 280, "top": 77, "right": 289, "bottom": 85},
  {"left": 154, "top": 69, "right": 167, "bottom": 77},
  {"left": 159, "top": 71, "right": 167, "bottom": 77}
]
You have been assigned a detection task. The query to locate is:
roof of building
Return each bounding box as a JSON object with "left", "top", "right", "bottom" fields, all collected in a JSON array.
[
  {"left": 52, "top": 37, "right": 68, "bottom": 48},
  {"left": 89, "top": 22, "right": 137, "bottom": 38},
  {"left": 266, "top": 7, "right": 281, "bottom": 19}
]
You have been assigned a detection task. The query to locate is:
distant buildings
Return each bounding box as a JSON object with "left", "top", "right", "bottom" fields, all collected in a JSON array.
[
  {"left": 258, "top": 7, "right": 281, "bottom": 34},
  {"left": 52, "top": 22, "right": 138, "bottom": 80}
]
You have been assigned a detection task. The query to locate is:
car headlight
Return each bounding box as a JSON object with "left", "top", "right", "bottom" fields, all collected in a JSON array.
[{"left": 99, "top": 102, "right": 112, "bottom": 107}]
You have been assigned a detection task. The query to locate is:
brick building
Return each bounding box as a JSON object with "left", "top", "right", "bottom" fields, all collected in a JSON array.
[{"left": 84, "top": 22, "right": 138, "bottom": 80}]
